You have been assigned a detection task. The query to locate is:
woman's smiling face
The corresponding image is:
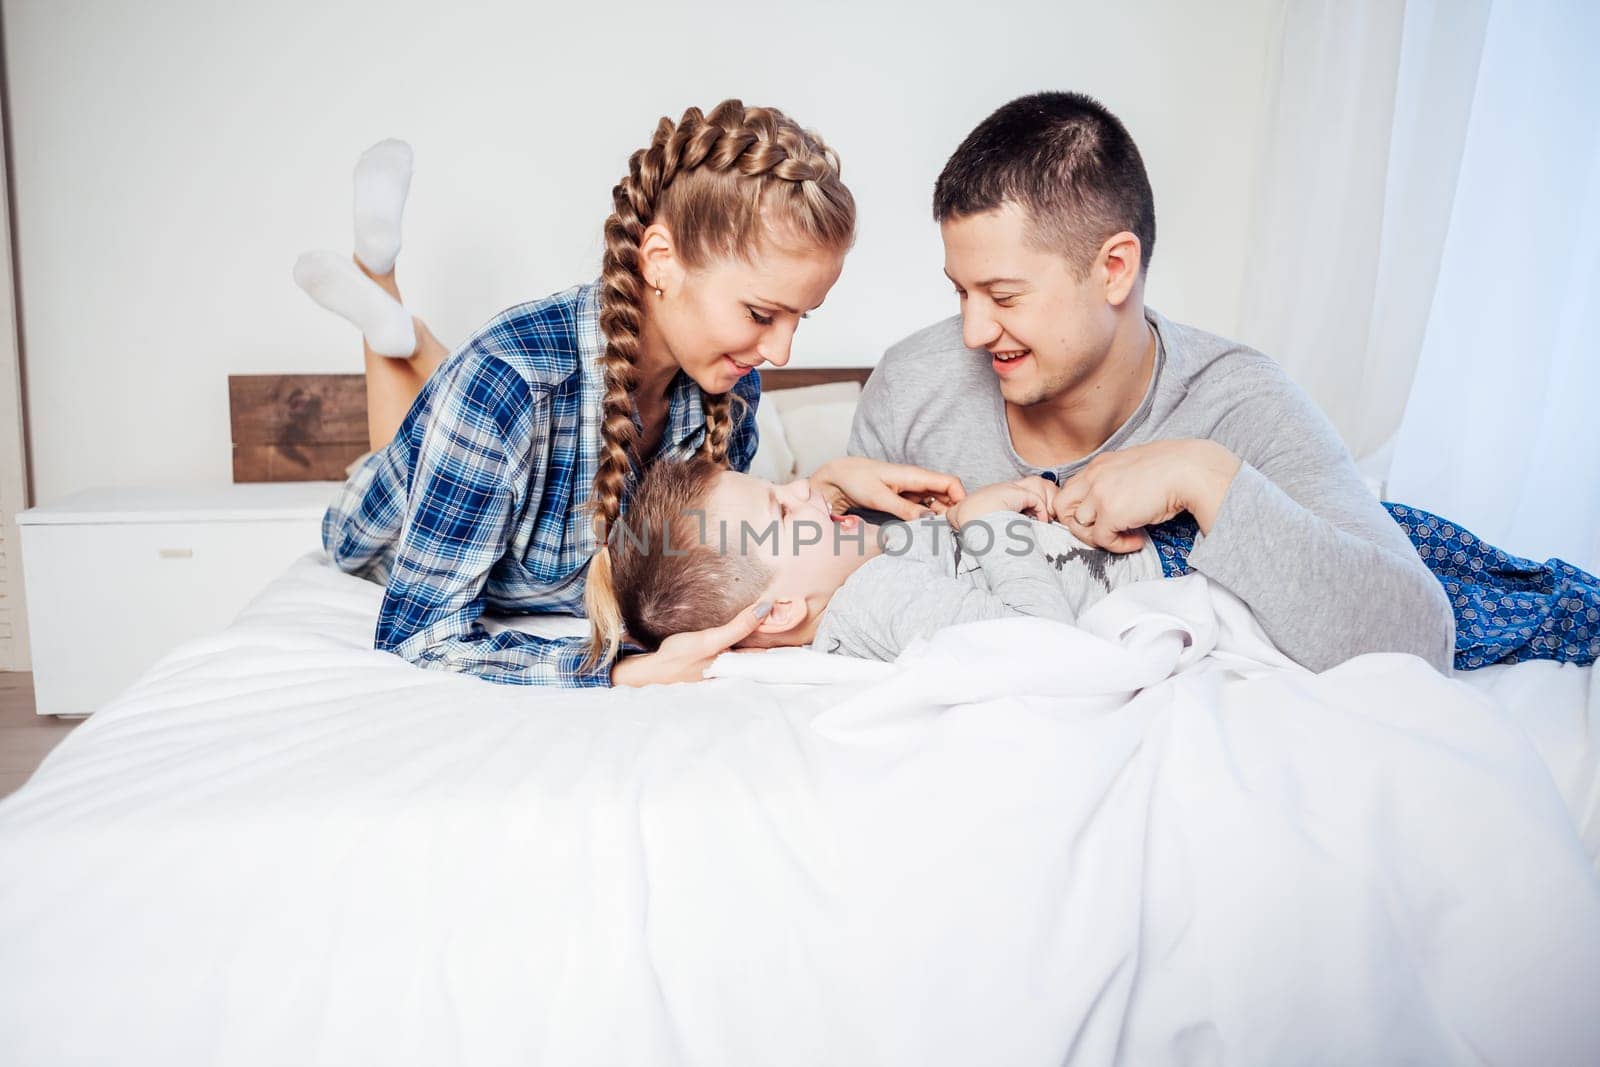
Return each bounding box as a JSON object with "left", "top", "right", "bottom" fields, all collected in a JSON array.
[{"left": 642, "top": 237, "right": 845, "bottom": 394}]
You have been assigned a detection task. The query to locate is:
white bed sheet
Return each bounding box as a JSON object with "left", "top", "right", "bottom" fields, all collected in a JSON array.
[{"left": 1, "top": 553, "right": 1597, "bottom": 1066}]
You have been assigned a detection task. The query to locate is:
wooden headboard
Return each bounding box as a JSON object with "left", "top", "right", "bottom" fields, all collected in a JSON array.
[{"left": 228, "top": 368, "right": 872, "bottom": 483}]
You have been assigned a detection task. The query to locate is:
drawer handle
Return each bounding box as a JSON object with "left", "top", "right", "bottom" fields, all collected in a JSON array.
[{"left": 158, "top": 548, "right": 194, "bottom": 559}]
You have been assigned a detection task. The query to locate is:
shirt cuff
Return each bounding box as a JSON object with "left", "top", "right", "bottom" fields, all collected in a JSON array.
[{"left": 556, "top": 642, "right": 617, "bottom": 688}]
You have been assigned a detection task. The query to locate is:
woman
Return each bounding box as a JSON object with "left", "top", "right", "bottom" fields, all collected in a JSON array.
[{"left": 296, "top": 101, "right": 963, "bottom": 688}]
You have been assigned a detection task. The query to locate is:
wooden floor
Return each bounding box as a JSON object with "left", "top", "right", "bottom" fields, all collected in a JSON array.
[{"left": 0, "top": 673, "right": 82, "bottom": 801}]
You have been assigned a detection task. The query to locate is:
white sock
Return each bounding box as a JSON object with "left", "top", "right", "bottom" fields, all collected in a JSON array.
[
  {"left": 352, "top": 138, "right": 413, "bottom": 276},
  {"left": 292, "top": 250, "right": 417, "bottom": 357}
]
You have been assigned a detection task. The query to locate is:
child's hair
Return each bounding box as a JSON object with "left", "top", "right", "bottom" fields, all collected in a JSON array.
[
  {"left": 609, "top": 457, "right": 773, "bottom": 651},
  {"left": 582, "top": 100, "right": 855, "bottom": 670}
]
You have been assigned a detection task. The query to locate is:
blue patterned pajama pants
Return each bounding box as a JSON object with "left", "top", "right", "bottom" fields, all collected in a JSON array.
[{"left": 1147, "top": 505, "right": 1600, "bottom": 671}]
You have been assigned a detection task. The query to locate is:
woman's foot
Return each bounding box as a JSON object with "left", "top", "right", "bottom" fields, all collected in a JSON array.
[
  {"left": 352, "top": 139, "right": 413, "bottom": 276},
  {"left": 292, "top": 250, "right": 416, "bottom": 357}
]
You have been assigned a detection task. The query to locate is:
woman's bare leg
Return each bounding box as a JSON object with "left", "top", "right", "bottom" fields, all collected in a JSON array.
[
  {"left": 295, "top": 139, "right": 448, "bottom": 450},
  {"left": 357, "top": 256, "right": 449, "bottom": 450}
]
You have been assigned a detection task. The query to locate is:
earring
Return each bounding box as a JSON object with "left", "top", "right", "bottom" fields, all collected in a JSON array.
[{"left": 653, "top": 279, "right": 663, "bottom": 298}]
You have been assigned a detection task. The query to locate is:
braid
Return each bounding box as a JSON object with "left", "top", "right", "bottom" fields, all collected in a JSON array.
[
  {"left": 582, "top": 100, "right": 856, "bottom": 673},
  {"left": 581, "top": 113, "right": 680, "bottom": 671},
  {"left": 700, "top": 391, "right": 735, "bottom": 464}
]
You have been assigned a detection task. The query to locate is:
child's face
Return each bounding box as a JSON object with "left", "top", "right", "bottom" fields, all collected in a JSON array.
[{"left": 703, "top": 470, "right": 879, "bottom": 644}]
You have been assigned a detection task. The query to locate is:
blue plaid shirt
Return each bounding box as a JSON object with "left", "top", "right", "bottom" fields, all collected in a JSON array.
[{"left": 322, "top": 282, "right": 761, "bottom": 686}]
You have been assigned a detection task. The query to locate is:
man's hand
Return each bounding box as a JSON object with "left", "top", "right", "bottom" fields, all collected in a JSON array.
[
  {"left": 1053, "top": 440, "right": 1241, "bottom": 551},
  {"left": 810, "top": 456, "right": 966, "bottom": 521},
  {"left": 947, "top": 475, "right": 1059, "bottom": 529},
  {"left": 610, "top": 600, "right": 771, "bottom": 687}
]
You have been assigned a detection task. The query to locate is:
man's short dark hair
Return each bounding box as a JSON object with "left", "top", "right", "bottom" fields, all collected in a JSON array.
[{"left": 933, "top": 91, "right": 1156, "bottom": 277}]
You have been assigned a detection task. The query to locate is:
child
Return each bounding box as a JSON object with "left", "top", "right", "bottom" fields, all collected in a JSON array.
[{"left": 609, "top": 458, "right": 1162, "bottom": 661}]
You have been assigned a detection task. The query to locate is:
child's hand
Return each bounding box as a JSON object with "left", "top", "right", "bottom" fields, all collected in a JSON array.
[{"left": 948, "top": 476, "right": 1058, "bottom": 529}]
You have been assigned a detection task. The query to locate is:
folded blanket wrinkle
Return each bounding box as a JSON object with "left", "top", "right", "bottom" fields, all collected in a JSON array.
[{"left": 711, "top": 574, "right": 1294, "bottom": 693}]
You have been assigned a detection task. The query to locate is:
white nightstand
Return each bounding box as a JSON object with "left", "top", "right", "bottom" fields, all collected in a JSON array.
[{"left": 17, "top": 482, "right": 341, "bottom": 718}]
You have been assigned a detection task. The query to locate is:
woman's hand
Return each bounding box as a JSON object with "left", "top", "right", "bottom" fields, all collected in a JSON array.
[
  {"left": 1053, "top": 440, "right": 1241, "bottom": 552},
  {"left": 810, "top": 456, "right": 966, "bottom": 521},
  {"left": 610, "top": 600, "right": 771, "bottom": 687},
  {"left": 947, "top": 476, "right": 1058, "bottom": 529}
]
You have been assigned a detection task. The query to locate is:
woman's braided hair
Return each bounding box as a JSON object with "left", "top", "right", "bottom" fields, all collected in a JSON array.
[{"left": 581, "top": 100, "right": 855, "bottom": 671}]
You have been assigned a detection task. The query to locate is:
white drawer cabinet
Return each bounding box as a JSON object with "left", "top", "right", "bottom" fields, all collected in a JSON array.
[{"left": 17, "top": 482, "right": 343, "bottom": 717}]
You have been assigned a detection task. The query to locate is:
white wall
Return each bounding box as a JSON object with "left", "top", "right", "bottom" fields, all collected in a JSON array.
[{"left": 5, "top": 0, "right": 1278, "bottom": 505}]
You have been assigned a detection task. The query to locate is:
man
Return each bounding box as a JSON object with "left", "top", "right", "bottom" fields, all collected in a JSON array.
[{"left": 849, "top": 91, "right": 1454, "bottom": 673}]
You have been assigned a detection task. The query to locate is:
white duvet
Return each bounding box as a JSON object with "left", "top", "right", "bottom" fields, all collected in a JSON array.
[{"left": 1, "top": 553, "right": 1598, "bottom": 1066}]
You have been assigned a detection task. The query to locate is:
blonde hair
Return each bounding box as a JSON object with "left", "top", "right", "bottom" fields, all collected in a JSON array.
[
  {"left": 582, "top": 100, "right": 855, "bottom": 671},
  {"left": 610, "top": 458, "right": 773, "bottom": 650}
]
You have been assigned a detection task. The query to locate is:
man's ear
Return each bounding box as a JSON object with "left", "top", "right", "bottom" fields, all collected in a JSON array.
[
  {"left": 1097, "top": 231, "right": 1143, "bottom": 307},
  {"left": 637, "top": 222, "right": 687, "bottom": 294}
]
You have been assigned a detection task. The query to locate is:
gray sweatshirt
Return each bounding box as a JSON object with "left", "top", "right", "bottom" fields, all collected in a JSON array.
[
  {"left": 811, "top": 513, "right": 1162, "bottom": 662},
  {"left": 847, "top": 309, "right": 1455, "bottom": 673}
]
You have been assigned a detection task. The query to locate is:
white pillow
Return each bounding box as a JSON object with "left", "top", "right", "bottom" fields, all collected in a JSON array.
[
  {"left": 747, "top": 394, "right": 798, "bottom": 482},
  {"left": 765, "top": 379, "right": 863, "bottom": 417},
  {"left": 766, "top": 381, "right": 864, "bottom": 478}
]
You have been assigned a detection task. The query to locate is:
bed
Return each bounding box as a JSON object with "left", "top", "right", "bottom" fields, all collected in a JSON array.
[
  {"left": 2, "top": 375, "right": 1598, "bottom": 1065},
  {"left": 1, "top": 553, "right": 1597, "bottom": 1064}
]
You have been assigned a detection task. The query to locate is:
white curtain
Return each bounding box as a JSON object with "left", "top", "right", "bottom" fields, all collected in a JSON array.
[
  {"left": 1385, "top": 0, "right": 1600, "bottom": 572},
  {"left": 1240, "top": 0, "right": 1489, "bottom": 463},
  {"left": 1245, "top": 0, "right": 1600, "bottom": 571}
]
